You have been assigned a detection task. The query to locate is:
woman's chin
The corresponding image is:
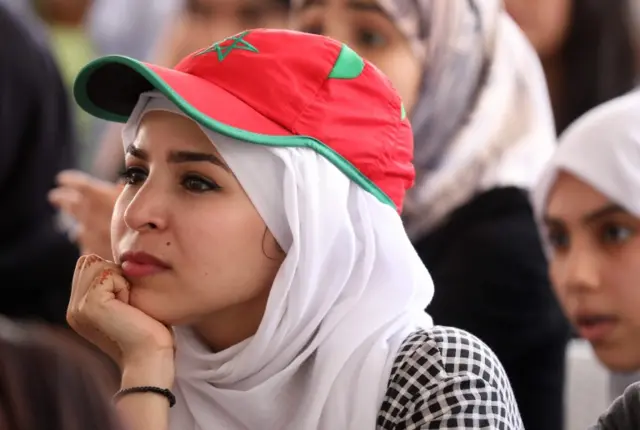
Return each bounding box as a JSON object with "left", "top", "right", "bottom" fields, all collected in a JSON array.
[
  {"left": 128, "top": 290, "right": 182, "bottom": 326},
  {"left": 593, "top": 344, "right": 640, "bottom": 373}
]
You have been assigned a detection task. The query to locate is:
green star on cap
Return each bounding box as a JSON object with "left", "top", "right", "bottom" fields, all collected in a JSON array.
[{"left": 196, "top": 31, "right": 259, "bottom": 62}]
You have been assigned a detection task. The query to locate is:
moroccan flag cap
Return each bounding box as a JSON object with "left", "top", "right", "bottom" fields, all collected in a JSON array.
[{"left": 74, "top": 29, "right": 415, "bottom": 211}]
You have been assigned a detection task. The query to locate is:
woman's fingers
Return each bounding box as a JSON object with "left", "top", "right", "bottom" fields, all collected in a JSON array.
[
  {"left": 56, "top": 169, "right": 106, "bottom": 191},
  {"left": 69, "top": 263, "right": 124, "bottom": 362},
  {"left": 48, "top": 187, "right": 84, "bottom": 218},
  {"left": 112, "top": 273, "right": 131, "bottom": 305},
  {"left": 68, "top": 255, "right": 112, "bottom": 328}
]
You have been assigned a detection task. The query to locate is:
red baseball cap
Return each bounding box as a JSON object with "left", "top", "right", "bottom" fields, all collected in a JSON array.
[{"left": 74, "top": 29, "right": 414, "bottom": 211}]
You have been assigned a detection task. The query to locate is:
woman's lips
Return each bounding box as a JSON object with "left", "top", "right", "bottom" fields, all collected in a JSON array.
[
  {"left": 575, "top": 314, "right": 619, "bottom": 342},
  {"left": 120, "top": 251, "right": 171, "bottom": 278}
]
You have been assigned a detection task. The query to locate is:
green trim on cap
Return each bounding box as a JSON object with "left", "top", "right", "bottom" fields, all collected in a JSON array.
[
  {"left": 328, "top": 44, "right": 365, "bottom": 79},
  {"left": 73, "top": 55, "right": 394, "bottom": 209}
]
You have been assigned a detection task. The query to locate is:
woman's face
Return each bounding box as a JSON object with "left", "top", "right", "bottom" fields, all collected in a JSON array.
[
  {"left": 504, "top": 0, "right": 572, "bottom": 60},
  {"left": 544, "top": 171, "right": 640, "bottom": 371},
  {"left": 111, "top": 111, "right": 283, "bottom": 327},
  {"left": 293, "top": 0, "right": 422, "bottom": 114}
]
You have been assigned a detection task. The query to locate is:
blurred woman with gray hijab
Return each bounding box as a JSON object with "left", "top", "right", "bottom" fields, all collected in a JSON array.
[{"left": 293, "top": 1, "right": 570, "bottom": 429}]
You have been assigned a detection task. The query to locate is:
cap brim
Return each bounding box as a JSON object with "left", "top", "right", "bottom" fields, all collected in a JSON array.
[{"left": 73, "top": 55, "right": 291, "bottom": 138}]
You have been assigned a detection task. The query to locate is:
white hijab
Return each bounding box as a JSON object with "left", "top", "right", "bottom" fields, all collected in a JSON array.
[
  {"left": 532, "top": 90, "right": 640, "bottom": 230},
  {"left": 122, "top": 92, "right": 434, "bottom": 430}
]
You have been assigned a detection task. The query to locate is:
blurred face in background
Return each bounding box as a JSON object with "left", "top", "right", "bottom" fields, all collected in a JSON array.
[
  {"left": 544, "top": 171, "right": 640, "bottom": 372},
  {"left": 37, "top": 0, "right": 93, "bottom": 25},
  {"left": 293, "top": 0, "right": 422, "bottom": 114},
  {"left": 504, "top": 0, "right": 572, "bottom": 60},
  {"left": 165, "top": 0, "right": 290, "bottom": 65}
]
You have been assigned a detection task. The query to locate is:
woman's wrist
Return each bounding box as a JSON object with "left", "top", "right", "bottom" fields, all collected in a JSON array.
[
  {"left": 121, "top": 349, "right": 175, "bottom": 389},
  {"left": 116, "top": 352, "right": 174, "bottom": 430}
]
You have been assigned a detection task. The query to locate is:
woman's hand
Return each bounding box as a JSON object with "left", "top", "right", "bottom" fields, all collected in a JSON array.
[
  {"left": 67, "top": 255, "right": 175, "bottom": 387},
  {"left": 48, "top": 170, "right": 122, "bottom": 259}
]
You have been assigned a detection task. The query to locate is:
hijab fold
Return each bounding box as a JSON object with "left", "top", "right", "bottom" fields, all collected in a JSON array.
[{"left": 122, "top": 92, "right": 434, "bottom": 430}]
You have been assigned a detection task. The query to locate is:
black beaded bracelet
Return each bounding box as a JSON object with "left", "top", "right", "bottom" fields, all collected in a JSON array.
[{"left": 113, "top": 386, "right": 176, "bottom": 408}]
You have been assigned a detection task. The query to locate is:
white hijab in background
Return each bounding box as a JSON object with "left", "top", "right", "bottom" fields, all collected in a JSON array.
[
  {"left": 532, "top": 90, "right": 640, "bottom": 225},
  {"left": 122, "top": 92, "right": 434, "bottom": 430},
  {"left": 374, "top": 0, "right": 557, "bottom": 238}
]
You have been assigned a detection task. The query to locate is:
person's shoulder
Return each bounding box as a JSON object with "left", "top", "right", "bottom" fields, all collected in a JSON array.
[
  {"left": 378, "top": 326, "right": 523, "bottom": 429},
  {"left": 591, "top": 382, "right": 640, "bottom": 430},
  {"left": 387, "top": 326, "right": 516, "bottom": 399}
]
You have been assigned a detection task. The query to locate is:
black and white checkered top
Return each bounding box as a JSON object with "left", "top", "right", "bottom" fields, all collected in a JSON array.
[{"left": 377, "top": 326, "right": 524, "bottom": 429}]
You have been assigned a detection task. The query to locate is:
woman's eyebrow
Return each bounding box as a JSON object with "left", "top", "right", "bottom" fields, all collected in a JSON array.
[
  {"left": 582, "top": 204, "right": 626, "bottom": 223},
  {"left": 167, "top": 150, "right": 230, "bottom": 172},
  {"left": 125, "top": 144, "right": 230, "bottom": 172}
]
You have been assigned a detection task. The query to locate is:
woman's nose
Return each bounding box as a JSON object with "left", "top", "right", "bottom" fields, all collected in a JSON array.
[
  {"left": 561, "top": 248, "right": 602, "bottom": 294},
  {"left": 122, "top": 180, "right": 169, "bottom": 232}
]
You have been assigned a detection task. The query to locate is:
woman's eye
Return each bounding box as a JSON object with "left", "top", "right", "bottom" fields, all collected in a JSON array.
[
  {"left": 182, "top": 174, "right": 221, "bottom": 193},
  {"left": 299, "top": 24, "right": 323, "bottom": 36},
  {"left": 600, "top": 223, "right": 635, "bottom": 245},
  {"left": 119, "top": 167, "right": 147, "bottom": 186},
  {"left": 547, "top": 229, "right": 570, "bottom": 251},
  {"left": 358, "top": 29, "right": 387, "bottom": 48},
  {"left": 239, "top": 5, "right": 261, "bottom": 25},
  {"left": 186, "top": 0, "right": 213, "bottom": 18}
]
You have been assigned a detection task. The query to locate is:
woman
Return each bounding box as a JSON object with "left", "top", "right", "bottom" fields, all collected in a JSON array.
[
  {"left": 507, "top": 0, "right": 640, "bottom": 400},
  {"left": 533, "top": 91, "right": 640, "bottom": 375},
  {"left": 66, "top": 29, "right": 523, "bottom": 429},
  {"left": 0, "top": 316, "right": 121, "bottom": 430},
  {"left": 534, "top": 90, "right": 640, "bottom": 430},
  {"left": 504, "top": 0, "right": 638, "bottom": 133},
  {"left": 292, "top": 2, "right": 570, "bottom": 429}
]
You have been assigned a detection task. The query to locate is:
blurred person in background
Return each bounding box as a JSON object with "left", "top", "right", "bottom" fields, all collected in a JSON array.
[
  {"left": 0, "top": 315, "right": 122, "bottom": 430},
  {"left": 504, "top": 0, "right": 639, "bottom": 134},
  {"left": 506, "top": 0, "right": 640, "bottom": 401},
  {"left": 533, "top": 91, "right": 640, "bottom": 399},
  {"left": 0, "top": 3, "right": 79, "bottom": 325},
  {"left": 34, "top": 0, "right": 98, "bottom": 169},
  {"left": 292, "top": 1, "right": 569, "bottom": 430},
  {"left": 50, "top": 0, "right": 291, "bottom": 260},
  {"left": 34, "top": 0, "right": 96, "bottom": 88}
]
